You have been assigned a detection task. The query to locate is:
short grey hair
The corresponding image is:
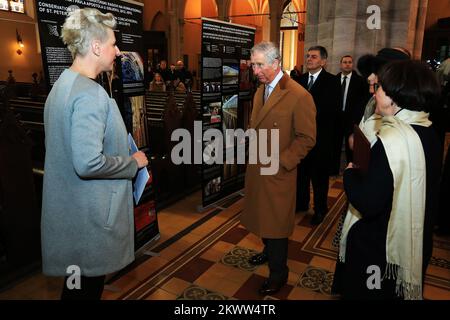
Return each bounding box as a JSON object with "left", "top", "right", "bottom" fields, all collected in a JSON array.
[
  {"left": 308, "top": 46, "right": 328, "bottom": 59},
  {"left": 251, "top": 42, "right": 281, "bottom": 65},
  {"left": 61, "top": 8, "right": 116, "bottom": 59}
]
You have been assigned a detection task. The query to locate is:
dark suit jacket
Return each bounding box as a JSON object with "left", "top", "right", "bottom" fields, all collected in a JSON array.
[
  {"left": 297, "top": 69, "right": 341, "bottom": 165},
  {"left": 336, "top": 71, "right": 370, "bottom": 136}
]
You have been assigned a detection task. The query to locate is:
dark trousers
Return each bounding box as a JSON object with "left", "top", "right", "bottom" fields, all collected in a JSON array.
[
  {"left": 61, "top": 275, "right": 106, "bottom": 300},
  {"left": 332, "top": 112, "right": 353, "bottom": 174},
  {"left": 331, "top": 112, "right": 345, "bottom": 175},
  {"left": 297, "top": 154, "right": 330, "bottom": 215},
  {"left": 262, "top": 238, "right": 289, "bottom": 283},
  {"left": 437, "top": 144, "right": 450, "bottom": 233},
  {"left": 344, "top": 133, "right": 353, "bottom": 163}
]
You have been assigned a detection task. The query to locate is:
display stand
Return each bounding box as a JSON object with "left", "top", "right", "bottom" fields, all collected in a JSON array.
[
  {"left": 200, "top": 18, "right": 255, "bottom": 209},
  {"left": 197, "top": 188, "right": 244, "bottom": 213}
]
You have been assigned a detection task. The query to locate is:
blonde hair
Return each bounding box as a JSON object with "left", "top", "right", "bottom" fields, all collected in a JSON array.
[{"left": 61, "top": 8, "right": 116, "bottom": 58}]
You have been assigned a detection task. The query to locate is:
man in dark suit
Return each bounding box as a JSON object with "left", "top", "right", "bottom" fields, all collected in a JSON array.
[
  {"left": 332, "top": 55, "right": 370, "bottom": 173},
  {"left": 295, "top": 46, "right": 341, "bottom": 225},
  {"left": 155, "top": 60, "right": 171, "bottom": 83}
]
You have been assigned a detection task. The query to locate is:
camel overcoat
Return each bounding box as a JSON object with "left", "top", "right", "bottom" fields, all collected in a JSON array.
[{"left": 240, "top": 73, "right": 316, "bottom": 238}]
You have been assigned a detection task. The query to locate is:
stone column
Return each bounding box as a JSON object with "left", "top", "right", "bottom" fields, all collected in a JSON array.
[
  {"left": 216, "top": 0, "right": 230, "bottom": 21},
  {"left": 330, "top": 0, "right": 358, "bottom": 73},
  {"left": 269, "top": 0, "right": 282, "bottom": 45},
  {"left": 304, "top": 0, "right": 427, "bottom": 74},
  {"left": 304, "top": 0, "right": 337, "bottom": 72},
  {"left": 167, "top": 10, "right": 176, "bottom": 63},
  {"left": 409, "top": 0, "right": 428, "bottom": 59}
]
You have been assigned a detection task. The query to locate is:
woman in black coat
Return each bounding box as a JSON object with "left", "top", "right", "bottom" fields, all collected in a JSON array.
[{"left": 332, "top": 60, "right": 442, "bottom": 300}]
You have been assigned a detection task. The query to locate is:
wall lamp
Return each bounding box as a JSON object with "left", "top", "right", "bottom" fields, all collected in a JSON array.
[{"left": 16, "top": 29, "right": 24, "bottom": 55}]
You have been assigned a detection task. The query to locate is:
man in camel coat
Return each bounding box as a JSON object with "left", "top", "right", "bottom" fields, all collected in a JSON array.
[{"left": 240, "top": 41, "right": 316, "bottom": 295}]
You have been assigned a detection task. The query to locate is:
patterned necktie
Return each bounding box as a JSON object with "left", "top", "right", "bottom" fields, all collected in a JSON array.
[
  {"left": 342, "top": 76, "right": 347, "bottom": 110},
  {"left": 307, "top": 75, "right": 314, "bottom": 90},
  {"left": 264, "top": 85, "right": 271, "bottom": 103}
]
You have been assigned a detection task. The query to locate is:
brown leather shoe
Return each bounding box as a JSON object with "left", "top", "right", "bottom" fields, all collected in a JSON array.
[{"left": 248, "top": 252, "right": 267, "bottom": 265}]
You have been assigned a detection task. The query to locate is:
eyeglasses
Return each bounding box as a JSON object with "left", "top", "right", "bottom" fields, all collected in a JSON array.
[{"left": 369, "top": 82, "right": 381, "bottom": 92}]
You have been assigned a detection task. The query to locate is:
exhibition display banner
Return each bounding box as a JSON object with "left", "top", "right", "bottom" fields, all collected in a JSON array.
[{"left": 201, "top": 18, "right": 255, "bottom": 207}]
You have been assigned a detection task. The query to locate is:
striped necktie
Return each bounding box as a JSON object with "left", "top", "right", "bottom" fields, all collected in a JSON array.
[
  {"left": 307, "top": 75, "right": 314, "bottom": 90},
  {"left": 264, "top": 85, "right": 271, "bottom": 103}
]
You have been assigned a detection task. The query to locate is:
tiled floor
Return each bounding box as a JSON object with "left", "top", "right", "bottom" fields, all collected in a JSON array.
[{"left": 0, "top": 177, "right": 449, "bottom": 300}]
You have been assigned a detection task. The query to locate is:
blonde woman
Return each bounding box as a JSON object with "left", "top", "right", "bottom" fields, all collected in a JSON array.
[{"left": 41, "top": 8, "right": 148, "bottom": 300}]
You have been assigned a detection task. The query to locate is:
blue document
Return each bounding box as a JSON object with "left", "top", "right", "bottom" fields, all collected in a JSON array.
[{"left": 128, "top": 133, "right": 150, "bottom": 204}]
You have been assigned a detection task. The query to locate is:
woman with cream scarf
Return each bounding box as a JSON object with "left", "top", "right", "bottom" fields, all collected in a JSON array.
[{"left": 332, "top": 60, "right": 442, "bottom": 300}]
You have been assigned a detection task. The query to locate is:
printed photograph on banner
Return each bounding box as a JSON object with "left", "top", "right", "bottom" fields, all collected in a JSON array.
[
  {"left": 222, "top": 94, "right": 238, "bottom": 131},
  {"left": 222, "top": 64, "right": 239, "bottom": 85},
  {"left": 202, "top": 67, "right": 222, "bottom": 81},
  {"left": 204, "top": 177, "right": 221, "bottom": 197},
  {"left": 134, "top": 200, "right": 156, "bottom": 233},
  {"left": 203, "top": 81, "right": 221, "bottom": 93},
  {"left": 121, "top": 51, "right": 144, "bottom": 83},
  {"left": 203, "top": 101, "right": 222, "bottom": 124},
  {"left": 129, "top": 95, "right": 147, "bottom": 148},
  {"left": 203, "top": 57, "right": 222, "bottom": 68}
]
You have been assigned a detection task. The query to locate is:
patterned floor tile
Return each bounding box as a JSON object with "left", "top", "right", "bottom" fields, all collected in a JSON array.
[
  {"left": 221, "top": 246, "right": 260, "bottom": 272},
  {"left": 297, "top": 266, "right": 334, "bottom": 296},
  {"left": 177, "top": 284, "right": 228, "bottom": 300},
  {"left": 429, "top": 257, "right": 450, "bottom": 269}
]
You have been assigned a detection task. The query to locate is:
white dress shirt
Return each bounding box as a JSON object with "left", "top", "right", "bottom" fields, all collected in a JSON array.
[
  {"left": 265, "top": 69, "right": 284, "bottom": 102},
  {"left": 308, "top": 68, "right": 323, "bottom": 88}
]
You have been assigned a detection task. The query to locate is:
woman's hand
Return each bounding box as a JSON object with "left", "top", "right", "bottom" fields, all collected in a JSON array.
[
  {"left": 346, "top": 162, "right": 355, "bottom": 170},
  {"left": 132, "top": 151, "right": 148, "bottom": 169},
  {"left": 348, "top": 134, "right": 354, "bottom": 150}
]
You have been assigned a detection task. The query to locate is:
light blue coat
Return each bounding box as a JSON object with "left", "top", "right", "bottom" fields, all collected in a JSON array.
[{"left": 42, "top": 69, "right": 138, "bottom": 276}]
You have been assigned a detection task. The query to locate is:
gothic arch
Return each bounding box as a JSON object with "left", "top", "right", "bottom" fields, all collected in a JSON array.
[
  {"left": 222, "top": 0, "right": 232, "bottom": 19},
  {"left": 150, "top": 11, "right": 165, "bottom": 31}
]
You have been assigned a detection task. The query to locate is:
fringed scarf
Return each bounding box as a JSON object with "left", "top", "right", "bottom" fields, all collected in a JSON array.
[
  {"left": 339, "top": 109, "right": 431, "bottom": 300},
  {"left": 359, "top": 96, "right": 382, "bottom": 146}
]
